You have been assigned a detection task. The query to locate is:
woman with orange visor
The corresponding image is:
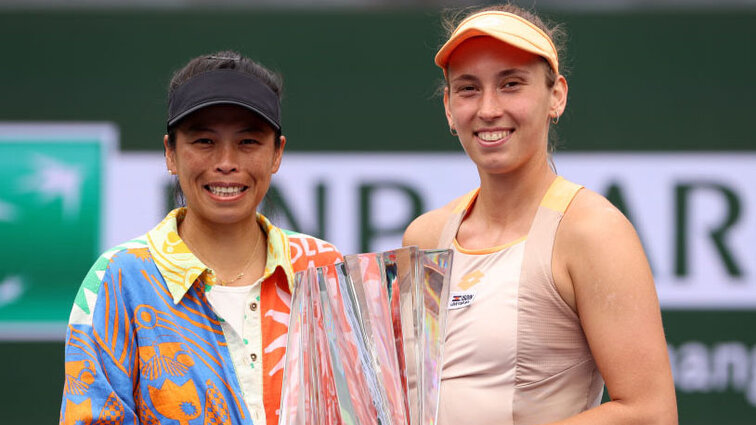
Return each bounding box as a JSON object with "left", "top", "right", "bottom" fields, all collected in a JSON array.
[{"left": 404, "top": 5, "right": 677, "bottom": 424}]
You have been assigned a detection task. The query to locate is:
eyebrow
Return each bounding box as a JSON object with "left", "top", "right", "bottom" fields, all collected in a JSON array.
[
  {"left": 498, "top": 69, "right": 529, "bottom": 78},
  {"left": 451, "top": 68, "right": 529, "bottom": 83}
]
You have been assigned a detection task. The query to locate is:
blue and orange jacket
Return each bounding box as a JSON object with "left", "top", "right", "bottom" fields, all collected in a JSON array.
[{"left": 60, "top": 208, "right": 342, "bottom": 425}]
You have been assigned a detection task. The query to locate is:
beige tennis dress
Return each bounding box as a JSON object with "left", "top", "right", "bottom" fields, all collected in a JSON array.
[{"left": 436, "top": 177, "right": 604, "bottom": 425}]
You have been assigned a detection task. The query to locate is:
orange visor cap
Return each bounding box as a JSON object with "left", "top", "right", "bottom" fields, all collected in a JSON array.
[{"left": 435, "top": 11, "right": 559, "bottom": 75}]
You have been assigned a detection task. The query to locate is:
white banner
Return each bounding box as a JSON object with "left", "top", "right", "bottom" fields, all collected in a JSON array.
[{"left": 106, "top": 152, "right": 756, "bottom": 309}]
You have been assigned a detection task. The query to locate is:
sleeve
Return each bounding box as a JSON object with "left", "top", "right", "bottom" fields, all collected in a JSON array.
[{"left": 60, "top": 254, "right": 140, "bottom": 424}]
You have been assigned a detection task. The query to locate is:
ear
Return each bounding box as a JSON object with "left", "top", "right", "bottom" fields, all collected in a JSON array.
[
  {"left": 163, "top": 134, "right": 177, "bottom": 175},
  {"left": 271, "top": 135, "right": 286, "bottom": 174},
  {"left": 443, "top": 86, "right": 455, "bottom": 132},
  {"left": 550, "top": 75, "right": 568, "bottom": 119}
]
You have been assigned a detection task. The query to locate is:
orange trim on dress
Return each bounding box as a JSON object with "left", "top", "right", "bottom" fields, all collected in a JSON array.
[
  {"left": 450, "top": 177, "right": 582, "bottom": 254},
  {"left": 453, "top": 188, "right": 480, "bottom": 214},
  {"left": 453, "top": 235, "right": 527, "bottom": 255}
]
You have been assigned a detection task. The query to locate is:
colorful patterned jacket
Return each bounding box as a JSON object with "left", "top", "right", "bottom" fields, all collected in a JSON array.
[{"left": 60, "top": 208, "right": 343, "bottom": 425}]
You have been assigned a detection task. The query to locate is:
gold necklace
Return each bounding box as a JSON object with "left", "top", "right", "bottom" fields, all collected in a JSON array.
[{"left": 215, "top": 231, "right": 264, "bottom": 286}]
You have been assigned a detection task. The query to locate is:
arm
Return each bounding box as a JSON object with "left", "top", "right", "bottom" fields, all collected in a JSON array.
[
  {"left": 550, "top": 190, "right": 677, "bottom": 425},
  {"left": 60, "top": 261, "right": 139, "bottom": 424}
]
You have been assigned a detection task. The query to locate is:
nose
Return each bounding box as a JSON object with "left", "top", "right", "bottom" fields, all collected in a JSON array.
[
  {"left": 477, "top": 89, "right": 503, "bottom": 122},
  {"left": 215, "top": 142, "right": 238, "bottom": 174}
]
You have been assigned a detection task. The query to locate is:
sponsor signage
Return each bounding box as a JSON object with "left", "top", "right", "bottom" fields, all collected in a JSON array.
[
  {"left": 270, "top": 153, "right": 756, "bottom": 310},
  {"left": 663, "top": 309, "right": 756, "bottom": 419},
  {"left": 1, "top": 146, "right": 755, "bottom": 339},
  {"left": 0, "top": 123, "right": 116, "bottom": 339},
  {"left": 98, "top": 151, "right": 756, "bottom": 310}
]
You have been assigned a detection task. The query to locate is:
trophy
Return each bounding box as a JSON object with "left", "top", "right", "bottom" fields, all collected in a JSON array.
[{"left": 279, "top": 246, "right": 452, "bottom": 425}]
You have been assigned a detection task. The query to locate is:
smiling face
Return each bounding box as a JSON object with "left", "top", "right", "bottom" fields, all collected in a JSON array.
[
  {"left": 164, "top": 104, "right": 285, "bottom": 227},
  {"left": 443, "top": 36, "right": 566, "bottom": 176}
]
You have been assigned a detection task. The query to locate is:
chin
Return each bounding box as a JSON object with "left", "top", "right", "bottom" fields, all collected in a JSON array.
[
  {"left": 213, "top": 210, "right": 257, "bottom": 225},
  {"left": 475, "top": 157, "right": 515, "bottom": 173},
  {"left": 191, "top": 205, "right": 256, "bottom": 226}
]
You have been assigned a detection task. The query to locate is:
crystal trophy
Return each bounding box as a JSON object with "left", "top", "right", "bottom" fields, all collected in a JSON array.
[{"left": 279, "top": 247, "right": 452, "bottom": 425}]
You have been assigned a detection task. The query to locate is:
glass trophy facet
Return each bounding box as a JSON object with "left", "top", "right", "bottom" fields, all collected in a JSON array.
[
  {"left": 418, "top": 249, "right": 452, "bottom": 425},
  {"left": 318, "top": 263, "right": 379, "bottom": 425},
  {"left": 279, "top": 269, "right": 305, "bottom": 424},
  {"left": 343, "top": 252, "right": 408, "bottom": 425}
]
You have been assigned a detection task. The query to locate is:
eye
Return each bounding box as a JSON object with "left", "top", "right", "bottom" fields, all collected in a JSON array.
[
  {"left": 240, "top": 138, "right": 260, "bottom": 146},
  {"left": 501, "top": 79, "right": 525, "bottom": 90},
  {"left": 453, "top": 84, "right": 478, "bottom": 97},
  {"left": 193, "top": 138, "right": 213, "bottom": 145}
]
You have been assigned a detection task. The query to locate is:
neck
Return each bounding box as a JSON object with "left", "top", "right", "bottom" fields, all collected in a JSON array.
[
  {"left": 178, "top": 210, "right": 266, "bottom": 285},
  {"left": 474, "top": 156, "right": 556, "bottom": 229}
]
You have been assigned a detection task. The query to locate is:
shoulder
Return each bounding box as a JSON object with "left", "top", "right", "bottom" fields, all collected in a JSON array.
[
  {"left": 84, "top": 237, "right": 150, "bottom": 285},
  {"left": 553, "top": 186, "right": 652, "bottom": 311},
  {"left": 69, "top": 237, "right": 149, "bottom": 326},
  {"left": 403, "top": 192, "right": 470, "bottom": 249},
  {"left": 98, "top": 238, "right": 153, "bottom": 274},
  {"left": 283, "top": 230, "right": 343, "bottom": 270},
  {"left": 560, "top": 187, "right": 637, "bottom": 246},
  {"left": 556, "top": 187, "right": 647, "bottom": 281}
]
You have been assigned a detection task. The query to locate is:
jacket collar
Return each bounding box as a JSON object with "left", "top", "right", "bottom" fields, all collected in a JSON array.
[{"left": 146, "top": 208, "right": 294, "bottom": 304}]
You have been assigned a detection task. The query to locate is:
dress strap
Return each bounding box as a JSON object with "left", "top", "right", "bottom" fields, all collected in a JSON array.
[
  {"left": 436, "top": 188, "right": 479, "bottom": 249},
  {"left": 539, "top": 176, "right": 583, "bottom": 214}
]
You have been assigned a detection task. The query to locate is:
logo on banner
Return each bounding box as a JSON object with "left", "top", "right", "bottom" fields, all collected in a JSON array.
[{"left": 0, "top": 123, "right": 116, "bottom": 340}]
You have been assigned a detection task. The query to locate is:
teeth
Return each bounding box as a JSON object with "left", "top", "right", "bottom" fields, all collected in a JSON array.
[
  {"left": 208, "top": 186, "right": 243, "bottom": 196},
  {"left": 478, "top": 130, "right": 510, "bottom": 141}
]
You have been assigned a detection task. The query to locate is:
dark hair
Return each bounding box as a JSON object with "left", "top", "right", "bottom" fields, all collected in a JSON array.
[
  {"left": 165, "top": 50, "right": 284, "bottom": 206},
  {"left": 166, "top": 50, "right": 283, "bottom": 147},
  {"left": 440, "top": 3, "right": 567, "bottom": 160}
]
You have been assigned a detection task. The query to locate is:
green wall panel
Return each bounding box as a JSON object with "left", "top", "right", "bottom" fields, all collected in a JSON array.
[
  {"left": 0, "top": 10, "right": 753, "bottom": 152},
  {"left": 1, "top": 342, "right": 65, "bottom": 425}
]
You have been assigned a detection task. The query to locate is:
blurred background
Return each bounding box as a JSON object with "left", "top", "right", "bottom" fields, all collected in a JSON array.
[{"left": 1, "top": 0, "right": 754, "bottom": 424}]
